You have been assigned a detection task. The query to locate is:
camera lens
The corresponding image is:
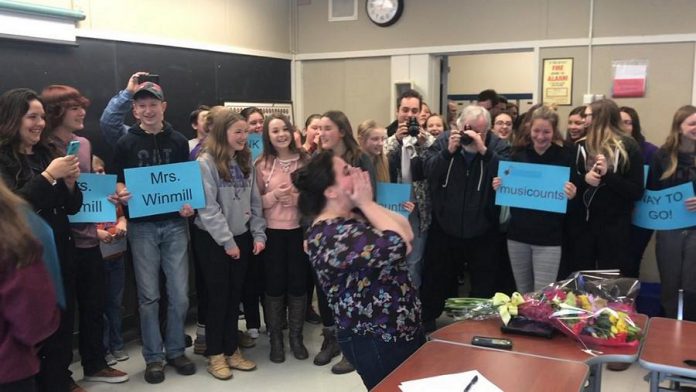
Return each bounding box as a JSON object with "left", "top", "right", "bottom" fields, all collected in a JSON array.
[
  {"left": 460, "top": 133, "right": 473, "bottom": 145},
  {"left": 408, "top": 117, "right": 420, "bottom": 137}
]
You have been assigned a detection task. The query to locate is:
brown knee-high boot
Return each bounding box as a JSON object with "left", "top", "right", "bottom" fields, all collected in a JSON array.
[{"left": 287, "top": 295, "right": 309, "bottom": 359}]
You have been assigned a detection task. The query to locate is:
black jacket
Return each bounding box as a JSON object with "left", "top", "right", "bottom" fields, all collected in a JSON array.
[
  {"left": 506, "top": 144, "right": 578, "bottom": 246},
  {"left": 112, "top": 122, "right": 190, "bottom": 222},
  {"left": 575, "top": 135, "right": 644, "bottom": 223},
  {"left": 424, "top": 131, "right": 510, "bottom": 239},
  {"left": 0, "top": 144, "right": 83, "bottom": 266}
]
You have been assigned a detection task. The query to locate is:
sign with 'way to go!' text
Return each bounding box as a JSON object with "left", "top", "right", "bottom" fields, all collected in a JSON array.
[
  {"left": 124, "top": 161, "right": 205, "bottom": 218},
  {"left": 376, "top": 182, "right": 411, "bottom": 218},
  {"left": 632, "top": 182, "right": 696, "bottom": 230},
  {"left": 68, "top": 173, "right": 117, "bottom": 223}
]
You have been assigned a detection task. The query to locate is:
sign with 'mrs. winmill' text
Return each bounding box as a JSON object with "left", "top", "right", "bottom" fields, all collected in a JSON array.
[
  {"left": 124, "top": 161, "right": 205, "bottom": 218},
  {"left": 68, "top": 173, "right": 117, "bottom": 223}
]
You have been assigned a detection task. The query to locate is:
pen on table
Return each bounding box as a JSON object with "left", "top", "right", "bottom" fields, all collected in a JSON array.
[{"left": 463, "top": 375, "right": 478, "bottom": 392}]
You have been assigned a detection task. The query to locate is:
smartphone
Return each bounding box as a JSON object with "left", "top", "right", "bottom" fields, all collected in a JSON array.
[
  {"left": 471, "top": 336, "right": 513, "bottom": 350},
  {"left": 66, "top": 140, "right": 80, "bottom": 156},
  {"left": 139, "top": 74, "right": 160, "bottom": 84}
]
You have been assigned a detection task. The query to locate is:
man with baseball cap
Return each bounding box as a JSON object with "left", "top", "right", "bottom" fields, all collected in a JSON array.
[{"left": 110, "top": 75, "right": 197, "bottom": 383}]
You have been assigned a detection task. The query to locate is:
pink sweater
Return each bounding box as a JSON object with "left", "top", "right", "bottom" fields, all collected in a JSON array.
[{"left": 255, "top": 156, "right": 303, "bottom": 230}]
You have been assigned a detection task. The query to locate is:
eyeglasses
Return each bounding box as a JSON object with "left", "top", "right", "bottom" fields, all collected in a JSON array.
[{"left": 494, "top": 121, "right": 512, "bottom": 127}]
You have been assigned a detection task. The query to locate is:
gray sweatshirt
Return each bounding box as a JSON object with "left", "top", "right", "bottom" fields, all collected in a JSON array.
[{"left": 195, "top": 153, "right": 267, "bottom": 250}]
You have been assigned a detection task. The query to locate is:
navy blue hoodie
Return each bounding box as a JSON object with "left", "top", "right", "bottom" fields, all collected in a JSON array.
[{"left": 112, "top": 122, "right": 189, "bottom": 222}]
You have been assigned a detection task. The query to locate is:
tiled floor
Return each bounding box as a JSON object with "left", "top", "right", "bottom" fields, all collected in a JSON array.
[{"left": 70, "top": 315, "right": 654, "bottom": 392}]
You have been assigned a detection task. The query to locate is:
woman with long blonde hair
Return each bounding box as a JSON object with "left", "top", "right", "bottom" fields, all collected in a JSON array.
[
  {"left": 649, "top": 105, "right": 696, "bottom": 318},
  {"left": 573, "top": 99, "right": 644, "bottom": 273},
  {"left": 193, "top": 107, "right": 266, "bottom": 379},
  {"left": 357, "top": 120, "right": 389, "bottom": 182}
]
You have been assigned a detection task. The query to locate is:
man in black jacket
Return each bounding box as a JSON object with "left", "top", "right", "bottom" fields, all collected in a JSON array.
[{"left": 420, "top": 105, "right": 510, "bottom": 329}]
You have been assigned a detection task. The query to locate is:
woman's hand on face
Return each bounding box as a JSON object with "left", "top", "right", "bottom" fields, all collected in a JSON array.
[
  {"left": 585, "top": 170, "right": 602, "bottom": 187},
  {"left": 348, "top": 168, "right": 373, "bottom": 207},
  {"left": 492, "top": 177, "right": 502, "bottom": 191},
  {"left": 564, "top": 181, "right": 577, "bottom": 199},
  {"left": 685, "top": 197, "right": 696, "bottom": 212}
]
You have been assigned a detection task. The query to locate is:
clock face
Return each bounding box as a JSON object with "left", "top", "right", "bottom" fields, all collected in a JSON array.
[{"left": 366, "top": 0, "right": 403, "bottom": 27}]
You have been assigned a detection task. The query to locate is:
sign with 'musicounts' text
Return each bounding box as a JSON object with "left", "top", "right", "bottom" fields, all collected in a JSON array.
[
  {"left": 124, "top": 161, "right": 205, "bottom": 218},
  {"left": 495, "top": 161, "right": 570, "bottom": 214},
  {"left": 68, "top": 173, "right": 117, "bottom": 223},
  {"left": 632, "top": 182, "right": 696, "bottom": 230},
  {"left": 376, "top": 182, "right": 412, "bottom": 218}
]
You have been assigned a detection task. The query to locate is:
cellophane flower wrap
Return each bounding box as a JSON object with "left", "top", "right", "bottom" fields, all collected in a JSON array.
[{"left": 498, "top": 271, "right": 643, "bottom": 347}]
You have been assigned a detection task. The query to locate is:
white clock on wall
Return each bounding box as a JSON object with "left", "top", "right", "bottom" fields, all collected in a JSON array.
[{"left": 366, "top": 0, "right": 404, "bottom": 27}]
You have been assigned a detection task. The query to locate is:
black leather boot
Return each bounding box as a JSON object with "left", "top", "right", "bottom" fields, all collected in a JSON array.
[
  {"left": 288, "top": 295, "right": 309, "bottom": 359},
  {"left": 313, "top": 326, "right": 341, "bottom": 365},
  {"left": 265, "top": 295, "right": 285, "bottom": 363}
]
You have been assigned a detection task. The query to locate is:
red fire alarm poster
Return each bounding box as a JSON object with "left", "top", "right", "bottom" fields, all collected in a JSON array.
[{"left": 612, "top": 61, "right": 648, "bottom": 98}]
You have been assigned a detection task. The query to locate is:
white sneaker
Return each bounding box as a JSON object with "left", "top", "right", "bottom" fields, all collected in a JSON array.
[
  {"left": 105, "top": 353, "right": 117, "bottom": 366},
  {"left": 112, "top": 350, "right": 129, "bottom": 361},
  {"left": 247, "top": 328, "right": 259, "bottom": 339}
]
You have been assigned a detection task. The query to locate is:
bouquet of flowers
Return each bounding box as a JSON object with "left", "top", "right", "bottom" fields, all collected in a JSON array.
[
  {"left": 447, "top": 271, "right": 642, "bottom": 347},
  {"left": 492, "top": 272, "right": 642, "bottom": 347}
]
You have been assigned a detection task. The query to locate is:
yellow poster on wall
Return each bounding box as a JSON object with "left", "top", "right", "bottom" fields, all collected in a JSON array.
[{"left": 542, "top": 58, "right": 573, "bottom": 106}]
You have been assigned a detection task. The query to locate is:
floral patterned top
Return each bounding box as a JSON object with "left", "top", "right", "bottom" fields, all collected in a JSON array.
[{"left": 307, "top": 217, "right": 421, "bottom": 343}]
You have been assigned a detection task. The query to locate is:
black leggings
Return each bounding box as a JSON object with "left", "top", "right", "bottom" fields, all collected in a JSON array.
[
  {"left": 194, "top": 227, "right": 250, "bottom": 356},
  {"left": 263, "top": 228, "right": 309, "bottom": 297}
]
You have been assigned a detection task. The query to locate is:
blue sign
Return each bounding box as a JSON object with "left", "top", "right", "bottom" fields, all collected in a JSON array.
[
  {"left": 68, "top": 174, "right": 117, "bottom": 223},
  {"left": 124, "top": 161, "right": 205, "bottom": 218},
  {"left": 633, "top": 182, "right": 696, "bottom": 230},
  {"left": 248, "top": 133, "right": 263, "bottom": 161},
  {"left": 495, "top": 161, "right": 570, "bottom": 213},
  {"left": 376, "top": 182, "right": 412, "bottom": 218}
]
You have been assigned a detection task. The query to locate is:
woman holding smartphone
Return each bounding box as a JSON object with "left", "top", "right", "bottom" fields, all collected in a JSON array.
[
  {"left": 0, "top": 88, "right": 82, "bottom": 392},
  {"left": 573, "top": 99, "right": 643, "bottom": 273}
]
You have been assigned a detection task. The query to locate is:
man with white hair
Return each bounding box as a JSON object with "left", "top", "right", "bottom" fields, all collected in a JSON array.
[{"left": 420, "top": 105, "right": 510, "bottom": 331}]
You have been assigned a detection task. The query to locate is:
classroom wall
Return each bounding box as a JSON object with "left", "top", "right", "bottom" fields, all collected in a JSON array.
[
  {"left": 301, "top": 57, "right": 391, "bottom": 128},
  {"left": 296, "top": 0, "right": 590, "bottom": 54},
  {"left": 448, "top": 52, "right": 536, "bottom": 96},
  {"left": 22, "top": 0, "right": 292, "bottom": 54}
]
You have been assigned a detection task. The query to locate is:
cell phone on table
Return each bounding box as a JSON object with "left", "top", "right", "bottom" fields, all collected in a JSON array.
[
  {"left": 471, "top": 336, "right": 512, "bottom": 350},
  {"left": 66, "top": 140, "right": 80, "bottom": 156},
  {"left": 139, "top": 74, "right": 160, "bottom": 84}
]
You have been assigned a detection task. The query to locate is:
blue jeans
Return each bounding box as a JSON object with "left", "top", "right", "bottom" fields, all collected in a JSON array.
[
  {"left": 103, "top": 255, "right": 126, "bottom": 353},
  {"left": 128, "top": 218, "right": 190, "bottom": 363},
  {"left": 336, "top": 329, "right": 425, "bottom": 390}
]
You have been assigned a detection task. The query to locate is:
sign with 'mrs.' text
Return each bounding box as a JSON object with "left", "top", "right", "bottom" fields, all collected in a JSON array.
[
  {"left": 495, "top": 161, "right": 570, "bottom": 214},
  {"left": 632, "top": 182, "right": 696, "bottom": 230},
  {"left": 376, "top": 182, "right": 412, "bottom": 218},
  {"left": 68, "top": 173, "right": 117, "bottom": 223},
  {"left": 124, "top": 161, "right": 205, "bottom": 218}
]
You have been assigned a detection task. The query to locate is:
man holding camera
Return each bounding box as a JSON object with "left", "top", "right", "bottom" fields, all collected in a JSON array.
[
  {"left": 383, "top": 90, "right": 434, "bottom": 290},
  {"left": 421, "top": 105, "right": 510, "bottom": 330}
]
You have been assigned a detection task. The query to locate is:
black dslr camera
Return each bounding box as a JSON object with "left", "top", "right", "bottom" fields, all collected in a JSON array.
[
  {"left": 460, "top": 123, "right": 474, "bottom": 146},
  {"left": 408, "top": 117, "right": 420, "bottom": 137}
]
